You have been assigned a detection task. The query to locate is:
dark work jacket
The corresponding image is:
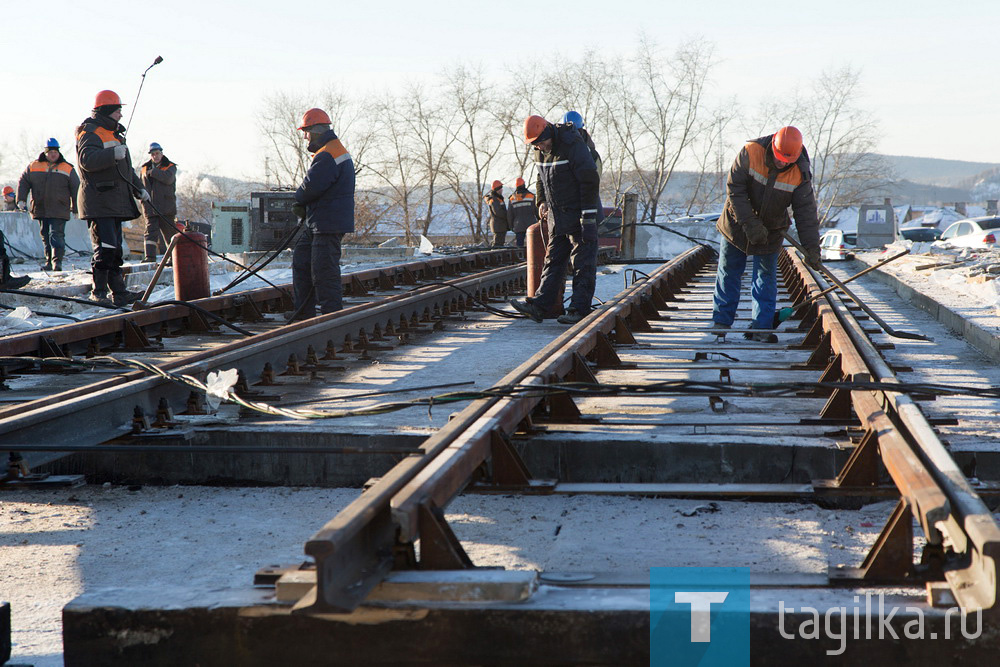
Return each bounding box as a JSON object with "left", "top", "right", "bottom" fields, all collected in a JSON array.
[
  {"left": 533, "top": 123, "right": 600, "bottom": 235},
  {"left": 716, "top": 134, "right": 821, "bottom": 255},
  {"left": 579, "top": 128, "right": 603, "bottom": 178},
  {"left": 75, "top": 112, "right": 142, "bottom": 220},
  {"left": 295, "top": 129, "right": 355, "bottom": 234},
  {"left": 17, "top": 152, "right": 80, "bottom": 220},
  {"left": 507, "top": 186, "right": 537, "bottom": 233},
  {"left": 484, "top": 189, "right": 509, "bottom": 234},
  {"left": 140, "top": 156, "right": 178, "bottom": 218}
]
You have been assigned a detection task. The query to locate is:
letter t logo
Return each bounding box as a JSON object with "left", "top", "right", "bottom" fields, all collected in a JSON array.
[{"left": 674, "top": 592, "right": 730, "bottom": 642}]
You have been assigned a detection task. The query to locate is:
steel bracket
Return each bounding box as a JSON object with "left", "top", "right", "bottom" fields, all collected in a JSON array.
[{"left": 417, "top": 501, "right": 474, "bottom": 570}]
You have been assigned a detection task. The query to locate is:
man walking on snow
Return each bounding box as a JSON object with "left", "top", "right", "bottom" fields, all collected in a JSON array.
[{"left": 712, "top": 125, "right": 823, "bottom": 342}]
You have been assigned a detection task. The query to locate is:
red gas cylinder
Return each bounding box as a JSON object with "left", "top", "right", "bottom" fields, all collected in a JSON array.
[
  {"left": 525, "top": 222, "right": 564, "bottom": 316},
  {"left": 172, "top": 225, "right": 211, "bottom": 301}
]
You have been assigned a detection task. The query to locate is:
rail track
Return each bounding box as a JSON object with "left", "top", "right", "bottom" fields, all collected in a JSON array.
[
  {"left": 279, "top": 243, "right": 1000, "bottom": 624},
  {"left": 0, "top": 248, "right": 529, "bottom": 470}
]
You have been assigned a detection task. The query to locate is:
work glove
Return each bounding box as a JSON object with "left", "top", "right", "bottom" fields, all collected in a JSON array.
[
  {"left": 138, "top": 189, "right": 151, "bottom": 202},
  {"left": 16, "top": 201, "right": 26, "bottom": 212},
  {"left": 113, "top": 144, "right": 127, "bottom": 160},
  {"left": 581, "top": 212, "right": 598, "bottom": 243},
  {"left": 804, "top": 246, "right": 823, "bottom": 271},
  {"left": 744, "top": 219, "right": 769, "bottom": 246},
  {"left": 292, "top": 202, "right": 306, "bottom": 220},
  {"left": 538, "top": 202, "right": 549, "bottom": 221}
]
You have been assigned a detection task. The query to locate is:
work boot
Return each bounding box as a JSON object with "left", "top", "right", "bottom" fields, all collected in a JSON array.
[
  {"left": 556, "top": 308, "right": 588, "bottom": 325},
  {"left": 743, "top": 331, "right": 778, "bottom": 343},
  {"left": 1, "top": 257, "right": 30, "bottom": 290},
  {"left": 108, "top": 270, "right": 141, "bottom": 306},
  {"left": 510, "top": 298, "right": 544, "bottom": 323},
  {"left": 53, "top": 247, "right": 64, "bottom": 272},
  {"left": 90, "top": 268, "right": 113, "bottom": 306}
]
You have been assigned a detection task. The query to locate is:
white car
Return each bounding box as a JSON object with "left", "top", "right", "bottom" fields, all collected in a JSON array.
[
  {"left": 935, "top": 217, "right": 1000, "bottom": 250},
  {"left": 819, "top": 229, "right": 856, "bottom": 261}
]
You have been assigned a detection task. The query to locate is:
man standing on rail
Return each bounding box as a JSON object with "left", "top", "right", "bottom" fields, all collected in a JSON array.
[
  {"left": 510, "top": 115, "right": 600, "bottom": 325},
  {"left": 484, "top": 180, "right": 509, "bottom": 247},
  {"left": 507, "top": 177, "right": 536, "bottom": 247},
  {"left": 17, "top": 138, "right": 80, "bottom": 272},
  {"left": 712, "top": 126, "right": 822, "bottom": 342},
  {"left": 76, "top": 89, "right": 148, "bottom": 306},
  {"left": 139, "top": 142, "right": 178, "bottom": 263},
  {"left": 289, "top": 107, "right": 355, "bottom": 321}
]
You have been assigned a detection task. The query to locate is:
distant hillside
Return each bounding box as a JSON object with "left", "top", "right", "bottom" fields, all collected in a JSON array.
[{"left": 880, "top": 155, "right": 1000, "bottom": 187}]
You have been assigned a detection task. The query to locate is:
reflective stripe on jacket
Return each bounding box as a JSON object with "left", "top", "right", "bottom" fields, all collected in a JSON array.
[
  {"left": 716, "top": 135, "right": 820, "bottom": 255},
  {"left": 295, "top": 129, "right": 355, "bottom": 234},
  {"left": 533, "top": 123, "right": 600, "bottom": 235},
  {"left": 17, "top": 153, "right": 80, "bottom": 220},
  {"left": 507, "top": 188, "right": 537, "bottom": 233}
]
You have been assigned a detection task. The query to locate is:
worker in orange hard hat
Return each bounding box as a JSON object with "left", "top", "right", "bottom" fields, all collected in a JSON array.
[
  {"left": 506, "top": 177, "right": 536, "bottom": 247},
  {"left": 483, "top": 180, "right": 509, "bottom": 247},
  {"left": 76, "top": 89, "right": 148, "bottom": 305},
  {"left": 511, "top": 115, "right": 600, "bottom": 325},
  {"left": 712, "top": 126, "right": 822, "bottom": 343},
  {"left": 2, "top": 186, "right": 16, "bottom": 211},
  {"left": 288, "top": 107, "right": 356, "bottom": 320}
]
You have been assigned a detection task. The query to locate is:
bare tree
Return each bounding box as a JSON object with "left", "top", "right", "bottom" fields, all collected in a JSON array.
[
  {"left": 684, "top": 105, "right": 737, "bottom": 214},
  {"left": 175, "top": 169, "right": 247, "bottom": 224},
  {"left": 364, "top": 92, "right": 422, "bottom": 243},
  {"left": 400, "top": 84, "right": 458, "bottom": 236}
]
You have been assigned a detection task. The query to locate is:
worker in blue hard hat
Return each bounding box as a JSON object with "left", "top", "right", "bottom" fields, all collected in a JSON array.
[
  {"left": 139, "top": 141, "right": 178, "bottom": 262},
  {"left": 16, "top": 137, "right": 80, "bottom": 271}
]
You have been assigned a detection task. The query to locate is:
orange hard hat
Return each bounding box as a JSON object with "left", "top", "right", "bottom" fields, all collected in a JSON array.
[
  {"left": 94, "top": 90, "right": 123, "bottom": 107},
  {"left": 298, "top": 108, "right": 332, "bottom": 130},
  {"left": 772, "top": 126, "right": 803, "bottom": 163},
  {"left": 492, "top": 180, "right": 502, "bottom": 190},
  {"left": 523, "top": 115, "right": 548, "bottom": 143},
  {"left": 2, "top": 186, "right": 13, "bottom": 196},
  {"left": 515, "top": 177, "right": 525, "bottom": 188}
]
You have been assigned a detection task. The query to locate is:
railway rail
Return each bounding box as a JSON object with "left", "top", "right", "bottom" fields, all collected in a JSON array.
[
  {"left": 288, "top": 243, "right": 1000, "bottom": 619},
  {"left": 0, "top": 248, "right": 529, "bottom": 470}
]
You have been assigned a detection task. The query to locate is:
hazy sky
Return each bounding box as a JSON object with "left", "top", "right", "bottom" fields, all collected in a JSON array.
[{"left": 3, "top": 0, "right": 997, "bottom": 182}]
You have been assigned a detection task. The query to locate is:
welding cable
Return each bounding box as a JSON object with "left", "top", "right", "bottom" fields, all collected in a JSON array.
[
  {"left": 0, "top": 302, "right": 81, "bottom": 321},
  {"left": 0, "top": 288, "right": 128, "bottom": 311},
  {"left": 3, "top": 237, "right": 40, "bottom": 260},
  {"left": 632, "top": 222, "right": 720, "bottom": 255},
  {"left": 139, "top": 300, "right": 254, "bottom": 336},
  {"left": 406, "top": 280, "right": 528, "bottom": 319},
  {"left": 216, "top": 220, "right": 304, "bottom": 295}
]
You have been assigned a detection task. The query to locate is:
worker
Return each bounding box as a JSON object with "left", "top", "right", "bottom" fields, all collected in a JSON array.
[
  {"left": 712, "top": 126, "right": 822, "bottom": 342},
  {"left": 290, "top": 107, "right": 355, "bottom": 320},
  {"left": 16, "top": 138, "right": 80, "bottom": 271},
  {"left": 507, "top": 177, "right": 537, "bottom": 247},
  {"left": 510, "top": 115, "right": 600, "bottom": 325},
  {"left": 562, "top": 111, "right": 602, "bottom": 177},
  {"left": 2, "top": 186, "right": 16, "bottom": 211},
  {"left": 139, "top": 142, "right": 178, "bottom": 263},
  {"left": 76, "top": 89, "right": 148, "bottom": 306},
  {"left": 484, "top": 180, "right": 509, "bottom": 247}
]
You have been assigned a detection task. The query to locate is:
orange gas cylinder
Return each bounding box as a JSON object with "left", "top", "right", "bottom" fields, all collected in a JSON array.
[
  {"left": 525, "top": 222, "right": 564, "bottom": 316},
  {"left": 172, "top": 225, "right": 210, "bottom": 301}
]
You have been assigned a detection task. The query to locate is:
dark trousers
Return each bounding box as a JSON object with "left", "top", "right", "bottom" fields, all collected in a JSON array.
[
  {"left": 292, "top": 228, "right": 344, "bottom": 316},
  {"left": 87, "top": 218, "right": 124, "bottom": 270},
  {"left": 38, "top": 218, "right": 67, "bottom": 265},
  {"left": 143, "top": 215, "right": 177, "bottom": 260},
  {"left": 491, "top": 231, "right": 508, "bottom": 248},
  {"left": 530, "top": 231, "right": 598, "bottom": 314},
  {"left": 514, "top": 232, "right": 526, "bottom": 247}
]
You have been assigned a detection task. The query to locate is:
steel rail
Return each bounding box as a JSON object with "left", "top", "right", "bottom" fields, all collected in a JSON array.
[
  {"left": 0, "top": 262, "right": 526, "bottom": 468},
  {"left": 0, "top": 248, "right": 524, "bottom": 360},
  {"left": 782, "top": 249, "right": 1000, "bottom": 611},
  {"left": 297, "top": 245, "right": 710, "bottom": 614}
]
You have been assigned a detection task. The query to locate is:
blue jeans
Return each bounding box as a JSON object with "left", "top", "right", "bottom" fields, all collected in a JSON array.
[
  {"left": 712, "top": 239, "right": 778, "bottom": 330},
  {"left": 39, "top": 218, "right": 66, "bottom": 262}
]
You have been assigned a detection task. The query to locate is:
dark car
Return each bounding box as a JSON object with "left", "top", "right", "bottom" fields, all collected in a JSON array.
[{"left": 899, "top": 227, "right": 941, "bottom": 243}]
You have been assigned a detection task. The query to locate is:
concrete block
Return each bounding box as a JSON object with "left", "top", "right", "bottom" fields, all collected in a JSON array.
[{"left": 277, "top": 570, "right": 538, "bottom": 604}]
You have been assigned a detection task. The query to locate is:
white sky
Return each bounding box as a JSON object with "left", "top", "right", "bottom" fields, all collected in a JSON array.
[{"left": 3, "top": 0, "right": 998, "bottom": 182}]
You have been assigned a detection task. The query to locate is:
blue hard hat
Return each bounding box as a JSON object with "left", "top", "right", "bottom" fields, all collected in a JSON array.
[
  {"left": 45, "top": 137, "right": 59, "bottom": 149},
  {"left": 149, "top": 142, "right": 162, "bottom": 153},
  {"left": 562, "top": 111, "right": 584, "bottom": 130}
]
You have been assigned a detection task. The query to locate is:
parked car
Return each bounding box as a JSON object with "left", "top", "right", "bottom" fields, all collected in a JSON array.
[
  {"left": 934, "top": 216, "right": 1000, "bottom": 250},
  {"left": 899, "top": 226, "right": 941, "bottom": 243},
  {"left": 819, "top": 229, "right": 857, "bottom": 261}
]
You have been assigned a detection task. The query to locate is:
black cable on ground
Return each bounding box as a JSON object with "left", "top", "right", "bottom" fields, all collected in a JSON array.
[
  {"left": 408, "top": 280, "right": 528, "bottom": 319},
  {"left": 143, "top": 299, "right": 254, "bottom": 336},
  {"left": 217, "top": 221, "right": 302, "bottom": 294},
  {"left": 3, "top": 237, "right": 39, "bottom": 260},
  {"left": 0, "top": 288, "right": 128, "bottom": 311},
  {"left": 0, "top": 302, "right": 80, "bottom": 321}
]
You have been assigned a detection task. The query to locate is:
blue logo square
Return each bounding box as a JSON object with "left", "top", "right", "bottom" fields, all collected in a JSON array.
[{"left": 650, "top": 567, "right": 752, "bottom": 666}]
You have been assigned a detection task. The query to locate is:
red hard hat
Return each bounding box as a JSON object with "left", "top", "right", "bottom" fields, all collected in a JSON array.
[
  {"left": 515, "top": 177, "right": 525, "bottom": 188},
  {"left": 94, "top": 90, "right": 123, "bottom": 107},
  {"left": 772, "top": 126, "right": 803, "bottom": 163},
  {"left": 298, "top": 108, "right": 332, "bottom": 130},
  {"left": 2, "top": 186, "right": 13, "bottom": 196},
  {"left": 492, "top": 180, "right": 502, "bottom": 190},
  {"left": 523, "top": 115, "right": 548, "bottom": 143}
]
